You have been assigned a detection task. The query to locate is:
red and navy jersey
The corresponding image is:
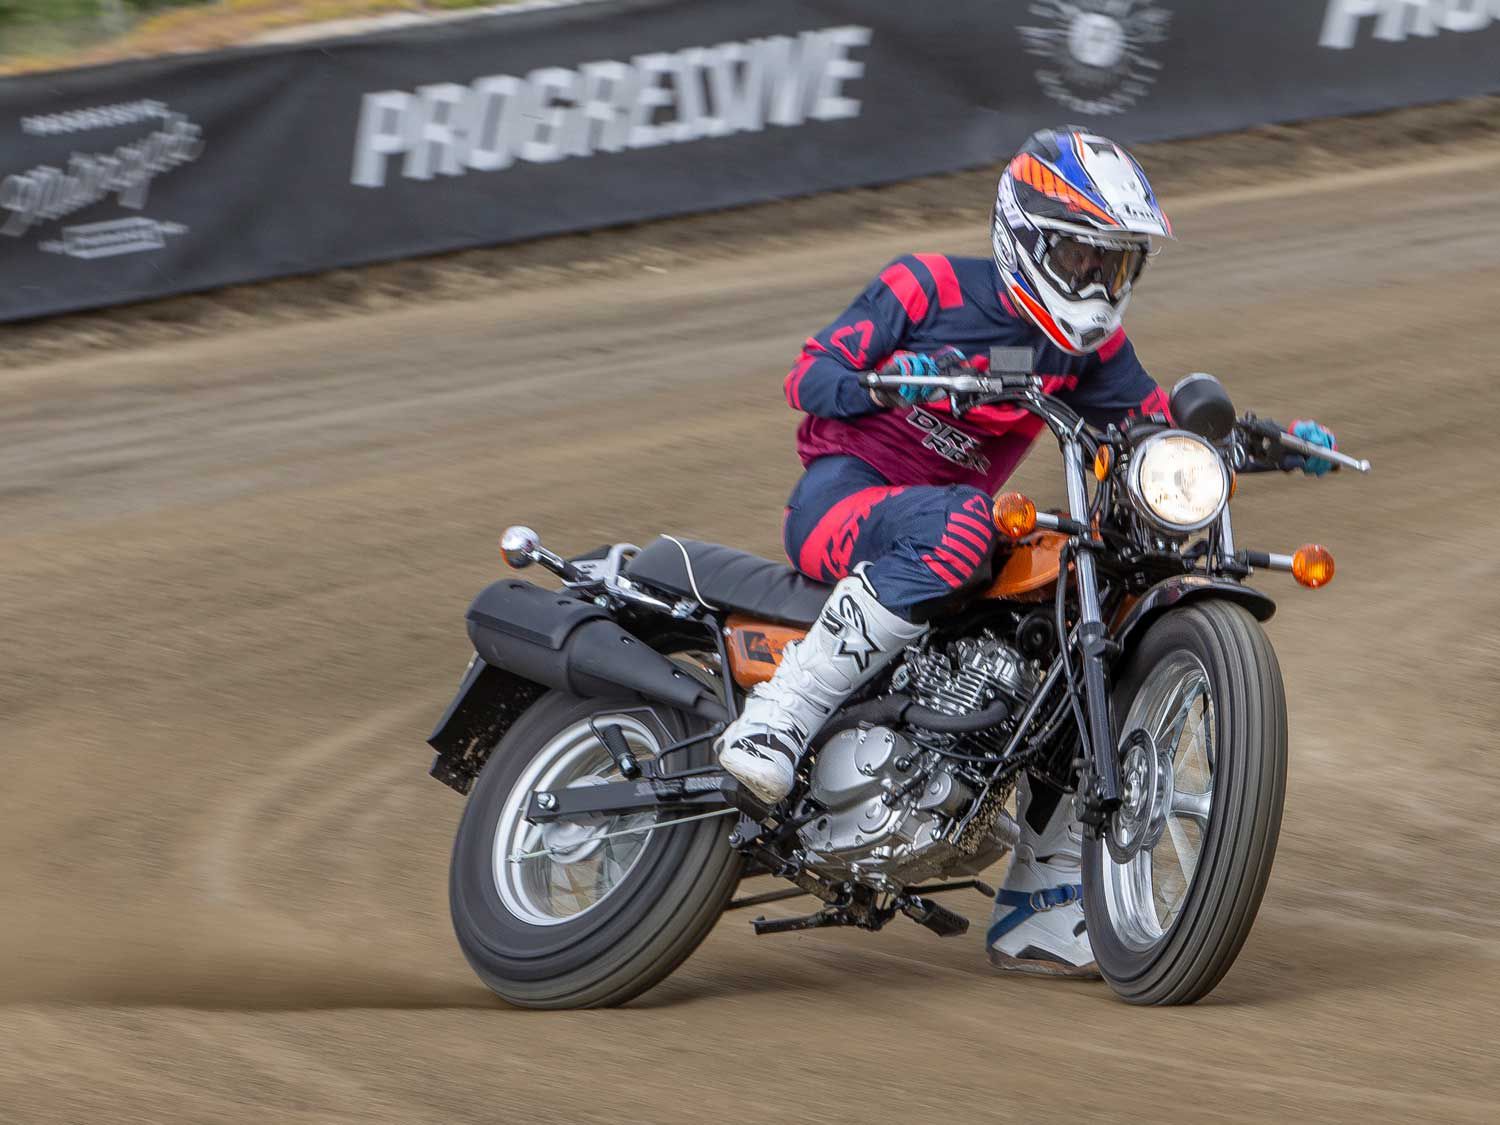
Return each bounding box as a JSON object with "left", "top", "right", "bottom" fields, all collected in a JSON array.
[{"left": 784, "top": 253, "right": 1169, "bottom": 492}]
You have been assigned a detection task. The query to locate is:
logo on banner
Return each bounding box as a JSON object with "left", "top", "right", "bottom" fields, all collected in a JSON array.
[
  {"left": 1, "top": 98, "right": 203, "bottom": 260},
  {"left": 1018, "top": 1, "right": 1173, "bottom": 116},
  {"left": 1319, "top": 0, "right": 1500, "bottom": 48},
  {"left": 350, "top": 25, "right": 871, "bottom": 188}
]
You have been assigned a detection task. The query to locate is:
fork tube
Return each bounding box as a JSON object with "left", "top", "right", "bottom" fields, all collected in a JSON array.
[
  {"left": 1062, "top": 441, "right": 1121, "bottom": 811},
  {"left": 1217, "top": 507, "right": 1236, "bottom": 562},
  {"left": 1062, "top": 446, "right": 1102, "bottom": 622}
]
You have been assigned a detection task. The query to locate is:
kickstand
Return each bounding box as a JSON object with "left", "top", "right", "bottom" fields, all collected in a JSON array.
[{"left": 750, "top": 908, "right": 859, "bottom": 936}]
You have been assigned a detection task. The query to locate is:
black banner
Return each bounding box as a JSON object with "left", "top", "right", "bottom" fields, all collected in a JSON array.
[{"left": 4, "top": 0, "right": 1499, "bottom": 322}]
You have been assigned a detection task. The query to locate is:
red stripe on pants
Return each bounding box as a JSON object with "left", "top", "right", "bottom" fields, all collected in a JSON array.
[
  {"left": 796, "top": 484, "right": 907, "bottom": 581},
  {"left": 940, "top": 535, "right": 982, "bottom": 568},
  {"left": 921, "top": 554, "right": 964, "bottom": 588}
]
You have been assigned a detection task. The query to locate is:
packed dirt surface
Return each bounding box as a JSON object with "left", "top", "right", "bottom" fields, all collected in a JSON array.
[{"left": 3, "top": 139, "right": 1499, "bottom": 1123}]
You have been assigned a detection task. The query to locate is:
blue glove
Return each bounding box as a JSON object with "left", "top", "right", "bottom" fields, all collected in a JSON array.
[
  {"left": 1290, "top": 419, "right": 1336, "bottom": 476},
  {"left": 873, "top": 347, "right": 965, "bottom": 408},
  {"left": 884, "top": 351, "right": 942, "bottom": 403}
]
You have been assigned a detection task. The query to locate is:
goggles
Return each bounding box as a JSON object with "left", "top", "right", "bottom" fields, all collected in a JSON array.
[{"left": 1041, "top": 233, "right": 1150, "bottom": 303}]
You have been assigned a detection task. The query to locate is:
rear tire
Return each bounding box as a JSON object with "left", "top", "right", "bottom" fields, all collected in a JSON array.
[
  {"left": 1082, "top": 601, "right": 1286, "bottom": 1005},
  {"left": 450, "top": 690, "right": 742, "bottom": 1009}
]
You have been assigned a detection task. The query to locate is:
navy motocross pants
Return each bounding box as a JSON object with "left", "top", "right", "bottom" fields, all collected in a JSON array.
[{"left": 783, "top": 456, "right": 997, "bottom": 618}]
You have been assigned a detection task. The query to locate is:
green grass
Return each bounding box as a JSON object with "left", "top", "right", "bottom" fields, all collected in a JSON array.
[
  {"left": 0, "top": 0, "right": 208, "bottom": 57},
  {"left": 0, "top": 0, "right": 510, "bottom": 70}
]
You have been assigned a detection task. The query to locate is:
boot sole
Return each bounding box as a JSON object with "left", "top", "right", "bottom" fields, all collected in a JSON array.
[
  {"left": 736, "top": 776, "right": 791, "bottom": 804},
  {"left": 988, "top": 948, "right": 1102, "bottom": 980},
  {"left": 717, "top": 748, "right": 793, "bottom": 805}
]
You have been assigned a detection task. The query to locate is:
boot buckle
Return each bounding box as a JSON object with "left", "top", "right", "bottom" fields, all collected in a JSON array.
[{"left": 1028, "top": 885, "right": 1081, "bottom": 913}]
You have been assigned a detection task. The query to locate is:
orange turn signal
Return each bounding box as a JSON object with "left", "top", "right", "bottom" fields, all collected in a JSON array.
[
  {"left": 992, "top": 492, "right": 1038, "bottom": 540},
  {"left": 1093, "top": 446, "right": 1113, "bottom": 482},
  {"left": 1292, "top": 544, "right": 1335, "bottom": 588}
]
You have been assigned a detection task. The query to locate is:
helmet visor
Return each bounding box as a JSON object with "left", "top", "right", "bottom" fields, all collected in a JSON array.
[{"left": 1042, "top": 234, "right": 1149, "bottom": 303}]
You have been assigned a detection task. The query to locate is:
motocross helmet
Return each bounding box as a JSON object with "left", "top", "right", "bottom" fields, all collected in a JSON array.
[{"left": 992, "top": 127, "right": 1172, "bottom": 355}]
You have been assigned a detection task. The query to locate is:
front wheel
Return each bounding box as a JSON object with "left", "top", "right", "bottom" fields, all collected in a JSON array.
[
  {"left": 1082, "top": 601, "right": 1287, "bottom": 1005},
  {"left": 449, "top": 690, "right": 742, "bottom": 1008}
]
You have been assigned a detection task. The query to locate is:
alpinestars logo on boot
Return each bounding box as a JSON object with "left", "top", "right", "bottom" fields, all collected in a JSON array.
[{"left": 822, "top": 594, "right": 879, "bottom": 673}]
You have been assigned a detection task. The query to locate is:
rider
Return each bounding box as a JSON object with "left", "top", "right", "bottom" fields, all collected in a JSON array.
[{"left": 716, "top": 126, "right": 1337, "bottom": 978}]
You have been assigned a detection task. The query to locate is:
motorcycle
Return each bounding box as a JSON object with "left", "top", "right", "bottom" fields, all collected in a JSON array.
[{"left": 426, "top": 356, "right": 1369, "bottom": 1007}]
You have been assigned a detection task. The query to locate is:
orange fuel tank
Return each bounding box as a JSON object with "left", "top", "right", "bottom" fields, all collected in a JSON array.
[
  {"left": 982, "top": 530, "right": 1070, "bottom": 601},
  {"left": 724, "top": 615, "right": 807, "bottom": 689}
]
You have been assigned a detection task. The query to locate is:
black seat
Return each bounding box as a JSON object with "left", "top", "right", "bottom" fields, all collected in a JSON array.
[{"left": 624, "top": 537, "right": 831, "bottom": 626}]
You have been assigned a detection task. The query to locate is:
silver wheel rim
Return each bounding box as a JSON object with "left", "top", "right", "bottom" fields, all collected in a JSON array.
[
  {"left": 492, "top": 715, "right": 662, "bottom": 927},
  {"left": 1101, "top": 652, "right": 1215, "bottom": 953}
]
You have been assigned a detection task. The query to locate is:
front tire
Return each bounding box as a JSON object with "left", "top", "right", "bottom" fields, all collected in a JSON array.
[
  {"left": 1082, "top": 601, "right": 1287, "bottom": 1005},
  {"left": 450, "top": 690, "right": 742, "bottom": 1008}
]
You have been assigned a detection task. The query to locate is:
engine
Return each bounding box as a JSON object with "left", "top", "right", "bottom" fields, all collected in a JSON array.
[
  {"left": 897, "top": 633, "right": 1040, "bottom": 758},
  {"left": 795, "top": 632, "right": 1041, "bottom": 891}
]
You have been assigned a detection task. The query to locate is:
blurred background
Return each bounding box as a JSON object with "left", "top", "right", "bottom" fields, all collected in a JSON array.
[
  {"left": 2, "top": 2, "right": 1498, "bottom": 1122},
  {"left": 0, "top": 0, "right": 503, "bottom": 70}
]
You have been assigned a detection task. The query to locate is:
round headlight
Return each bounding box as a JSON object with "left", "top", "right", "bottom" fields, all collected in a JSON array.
[{"left": 1126, "top": 431, "right": 1229, "bottom": 534}]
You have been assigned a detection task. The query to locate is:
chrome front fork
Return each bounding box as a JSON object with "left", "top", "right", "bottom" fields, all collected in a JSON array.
[{"left": 1062, "top": 440, "right": 1122, "bottom": 819}]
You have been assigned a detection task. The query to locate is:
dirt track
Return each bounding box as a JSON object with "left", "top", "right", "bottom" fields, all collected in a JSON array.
[{"left": 3, "top": 142, "right": 1499, "bottom": 1123}]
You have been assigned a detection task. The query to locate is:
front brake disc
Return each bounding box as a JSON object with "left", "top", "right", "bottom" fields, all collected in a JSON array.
[{"left": 1107, "top": 728, "right": 1164, "bottom": 864}]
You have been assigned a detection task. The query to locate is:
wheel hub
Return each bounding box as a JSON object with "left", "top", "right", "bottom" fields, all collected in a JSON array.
[
  {"left": 534, "top": 775, "right": 612, "bottom": 862},
  {"left": 1107, "top": 728, "right": 1175, "bottom": 863},
  {"left": 538, "top": 815, "right": 608, "bottom": 862}
]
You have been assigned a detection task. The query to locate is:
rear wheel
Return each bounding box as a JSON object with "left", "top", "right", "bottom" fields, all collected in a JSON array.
[
  {"left": 450, "top": 690, "right": 741, "bottom": 1008},
  {"left": 1082, "top": 601, "right": 1286, "bottom": 1005}
]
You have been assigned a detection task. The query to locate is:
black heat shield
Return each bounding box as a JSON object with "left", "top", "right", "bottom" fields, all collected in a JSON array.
[
  {"left": 425, "top": 579, "right": 729, "bottom": 793},
  {"left": 467, "top": 578, "right": 727, "bottom": 715}
]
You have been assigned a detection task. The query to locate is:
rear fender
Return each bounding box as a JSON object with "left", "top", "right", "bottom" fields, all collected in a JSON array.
[
  {"left": 427, "top": 658, "right": 544, "bottom": 794},
  {"left": 1111, "top": 575, "right": 1275, "bottom": 661}
]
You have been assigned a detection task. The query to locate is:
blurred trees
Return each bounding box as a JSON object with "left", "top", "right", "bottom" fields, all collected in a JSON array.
[{"left": 0, "top": 0, "right": 211, "bottom": 57}]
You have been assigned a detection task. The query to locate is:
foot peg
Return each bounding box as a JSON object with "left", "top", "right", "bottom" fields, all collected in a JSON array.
[
  {"left": 594, "top": 722, "right": 641, "bottom": 780},
  {"left": 899, "top": 894, "right": 970, "bottom": 938}
]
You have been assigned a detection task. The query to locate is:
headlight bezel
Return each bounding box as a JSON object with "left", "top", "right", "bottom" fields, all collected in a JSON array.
[{"left": 1125, "top": 429, "right": 1231, "bottom": 536}]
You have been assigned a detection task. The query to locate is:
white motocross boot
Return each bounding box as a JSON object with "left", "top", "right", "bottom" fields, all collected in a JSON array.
[
  {"left": 716, "top": 567, "right": 925, "bottom": 804},
  {"left": 986, "top": 775, "right": 1100, "bottom": 978}
]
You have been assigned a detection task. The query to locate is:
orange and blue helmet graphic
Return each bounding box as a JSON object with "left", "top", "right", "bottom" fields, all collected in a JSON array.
[{"left": 1006, "top": 127, "right": 1170, "bottom": 238}]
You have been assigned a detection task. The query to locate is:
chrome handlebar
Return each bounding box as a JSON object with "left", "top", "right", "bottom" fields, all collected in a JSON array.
[
  {"left": 862, "top": 370, "right": 1374, "bottom": 474},
  {"left": 860, "top": 371, "right": 1043, "bottom": 395},
  {"left": 1271, "top": 428, "right": 1371, "bottom": 474}
]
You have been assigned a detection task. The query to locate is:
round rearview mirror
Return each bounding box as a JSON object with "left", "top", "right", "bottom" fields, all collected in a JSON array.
[{"left": 1169, "top": 373, "right": 1236, "bottom": 442}]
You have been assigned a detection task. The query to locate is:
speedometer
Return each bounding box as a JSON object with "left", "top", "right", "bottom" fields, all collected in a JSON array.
[{"left": 1126, "top": 430, "right": 1230, "bottom": 534}]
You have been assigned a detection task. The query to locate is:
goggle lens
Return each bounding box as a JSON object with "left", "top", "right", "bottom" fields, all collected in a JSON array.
[{"left": 1045, "top": 236, "right": 1148, "bottom": 301}]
